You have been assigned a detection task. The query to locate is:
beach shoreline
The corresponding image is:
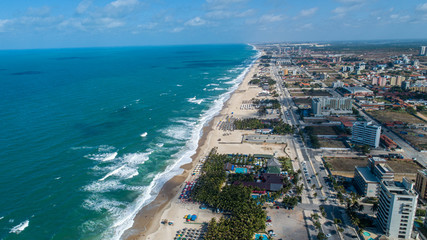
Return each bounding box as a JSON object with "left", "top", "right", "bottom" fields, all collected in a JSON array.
[{"left": 122, "top": 50, "right": 261, "bottom": 240}]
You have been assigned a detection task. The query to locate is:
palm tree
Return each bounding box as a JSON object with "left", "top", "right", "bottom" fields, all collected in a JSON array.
[
  {"left": 371, "top": 202, "right": 379, "bottom": 213},
  {"left": 314, "top": 221, "right": 321, "bottom": 230}
]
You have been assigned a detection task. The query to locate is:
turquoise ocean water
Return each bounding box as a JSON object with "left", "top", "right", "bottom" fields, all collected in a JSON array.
[{"left": 0, "top": 44, "right": 257, "bottom": 239}]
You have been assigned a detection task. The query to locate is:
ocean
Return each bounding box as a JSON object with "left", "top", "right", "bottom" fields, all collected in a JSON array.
[{"left": 0, "top": 44, "right": 257, "bottom": 239}]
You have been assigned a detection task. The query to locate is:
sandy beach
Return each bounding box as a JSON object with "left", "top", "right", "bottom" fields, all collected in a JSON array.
[{"left": 122, "top": 52, "right": 289, "bottom": 240}]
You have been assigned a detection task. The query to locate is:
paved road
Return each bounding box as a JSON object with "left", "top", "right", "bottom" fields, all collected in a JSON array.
[{"left": 269, "top": 57, "right": 360, "bottom": 240}]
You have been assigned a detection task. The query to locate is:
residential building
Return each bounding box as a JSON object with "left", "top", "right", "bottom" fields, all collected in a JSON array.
[
  {"left": 376, "top": 178, "right": 417, "bottom": 239},
  {"left": 312, "top": 97, "right": 353, "bottom": 116},
  {"left": 372, "top": 77, "right": 378, "bottom": 85},
  {"left": 332, "top": 80, "right": 344, "bottom": 88},
  {"left": 390, "top": 76, "right": 397, "bottom": 86},
  {"left": 402, "top": 81, "right": 411, "bottom": 90},
  {"left": 352, "top": 121, "right": 381, "bottom": 148},
  {"left": 397, "top": 76, "right": 405, "bottom": 87},
  {"left": 415, "top": 169, "right": 427, "bottom": 201},
  {"left": 420, "top": 46, "right": 427, "bottom": 56},
  {"left": 354, "top": 157, "right": 394, "bottom": 197},
  {"left": 378, "top": 77, "right": 387, "bottom": 87}
]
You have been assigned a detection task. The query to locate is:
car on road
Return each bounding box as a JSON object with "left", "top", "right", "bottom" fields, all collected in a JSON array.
[{"left": 326, "top": 233, "right": 331, "bottom": 238}]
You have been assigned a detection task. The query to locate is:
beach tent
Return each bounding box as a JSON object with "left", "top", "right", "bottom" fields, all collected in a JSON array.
[{"left": 191, "top": 215, "right": 197, "bottom": 221}]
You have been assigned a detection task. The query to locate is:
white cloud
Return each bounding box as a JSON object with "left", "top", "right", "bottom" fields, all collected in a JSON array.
[
  {"left": 185, "top": 17, "right": 206, "bottom": 26},
  {"left": 299, "top": 7, "right": 318, "bottom": 17},
  {"left": 335, "top": 0, "right": 365, "bottom": 3},
  {"left": 205, "top": 8, "right": 254, "bottom": 19},
  {"left": 205, "top": 0, "right": 247, "bottom": 10},
  {"left": 206, "top": 10, "right": 233, "bottom": 19},
  {"left": 76, "top": 0, "right": 92, "bottom": 14},
  {"left": 104, "top": 0, "right": 141, "bottom": 17},
  {"left": 98, "top": 17, "right": 125, "bottom": 28},
  {"left": 27, "top": 6, "right": 51, "bottom": 16},
  {"left": 137, "top": 22, "right": 158, "bottom": 30},
  {"left": 417, "top": 3, "right": 427, "bottom": 11},
  {"left": 259, "top": 14, "right": 283, "bottom": 23},
  {"left": 109, "top": 0, "right": 139, "bottom": 8},
  {"left": 172, "top": 27, "right": 184, "bottom": 32},
  {"left": 332, "top": 4, "right": 361, "bottom": 18},
  {"left": 236, "top": 9, "right": 254, "bottom": 17},
  {"left": 0, "top": 19, "right": 12, "bottom": 32}
]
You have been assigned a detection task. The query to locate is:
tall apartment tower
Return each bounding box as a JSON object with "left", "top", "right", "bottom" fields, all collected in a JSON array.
[
  {"left": 420, "top": 46, "right": 426, "bottom": 56},
  {"left": 352, "top": 121, "right": 381, "bottom": 148},
  {"left": 415, "top": 169, "right": 427, "bottom": 200},
  {"left": 376, "top": 178, "right": 418, "bottom": 239}
]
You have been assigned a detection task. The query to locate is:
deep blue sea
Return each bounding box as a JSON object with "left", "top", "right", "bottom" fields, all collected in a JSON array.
[{"left": 0, "top": 44, "right": 257, "bottom": 239}]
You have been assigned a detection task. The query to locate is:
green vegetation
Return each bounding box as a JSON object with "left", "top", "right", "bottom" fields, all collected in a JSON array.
[
  {"left": 249, "top": 79, "right": 261, "bottom": 85},
  {"left": 193, "top": 150, "right": 267, "bottom": 240},
  {"left": 305, "top": 126, "right": 320, "bottom": 148},
  {"left": 416, "top": 208, "right": 426, "bottom": 217},
  {"left": 233, "top": 118, "right": 294, "bottom": 135}
]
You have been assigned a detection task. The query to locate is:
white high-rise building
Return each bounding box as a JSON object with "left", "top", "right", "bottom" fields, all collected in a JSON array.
[
  {"left": 376, "top": 178, "right": 417, "bottom": 239},
  {"left": 312, "top": 97, "right": 353, "bottom": 116},
  {"left": 420, "top": 46, "right": 426, "bottom": 56},
  {"left": 352, "top": 121, "right": 381, "bottom": 148}
]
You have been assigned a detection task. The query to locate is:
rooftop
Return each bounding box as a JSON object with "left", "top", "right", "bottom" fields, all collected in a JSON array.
[
  {"left": 382, "top": 179, "right": 417, "bottom": 196},
  {"left": 356, "top": 166, "right": 378, "bottom": 183}
]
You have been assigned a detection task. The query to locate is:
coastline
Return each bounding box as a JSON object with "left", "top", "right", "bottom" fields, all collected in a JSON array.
[{"left": 122, "top": 50, "right": 261, "bottom": 240}]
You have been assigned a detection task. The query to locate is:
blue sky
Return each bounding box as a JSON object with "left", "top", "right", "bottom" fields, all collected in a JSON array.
[{"left": 0, "top": 0, "right": 427, "bottom": 49}]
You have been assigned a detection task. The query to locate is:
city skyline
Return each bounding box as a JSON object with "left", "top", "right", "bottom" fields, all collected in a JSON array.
[{"left": 1, "top": 0, "right": 427, "bottom": 49}]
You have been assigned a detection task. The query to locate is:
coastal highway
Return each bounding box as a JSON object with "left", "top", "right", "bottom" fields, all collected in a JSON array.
[{"left": 270, "top": 58, "right": 359, "bottom": 240}]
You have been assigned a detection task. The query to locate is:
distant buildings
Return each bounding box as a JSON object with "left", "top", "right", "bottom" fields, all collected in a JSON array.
[
  {"left": 390, "top": 76, "right": 405, "bottom": 86},
  {"left": 376, "top": 178, "right": 417, "bottom": 239},
  {"left": 352, "top": 121, "right": 381, "bottom": 148},
  {"left": 343, "top": 86, "right": 373, "bottom": 97},
  {"left": 341, "top": 66, "right": 354, "bottom": 72},
  {"left": 311, "top": 97, "right": 353, "bottom": 116},
  {"left": 353, "top": 157, "right": 394, "bottom": 197},
  {"left": 332, "top": 80, "right": 344, "bottom": 88},
  {"left": 415, "top": 169, "right": 427, "bottom": 201},
  {"left": 420, "top": 46, "right": 427, "bottom": 56}
]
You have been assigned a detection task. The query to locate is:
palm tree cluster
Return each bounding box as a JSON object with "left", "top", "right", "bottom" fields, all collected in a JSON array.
[{"left": 192, "top": 150, "right": 267, "bottom": 239}]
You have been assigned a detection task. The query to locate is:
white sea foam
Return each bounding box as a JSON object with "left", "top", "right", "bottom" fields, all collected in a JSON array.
[
  {"left": 206, "top": 83, "right": 219, "bottom": 87},
  {"left": 140, "top": 132, "right": 148, "bottom": 137},
  {"left": 0, "top": 216, "right": 4, "bottom": 220},
  {"left": 85, "top": 180, "right": 126, "bottom": 193},
  {"left": 162, "top": 125, "right": 191, "bottom": 140},
  {"left": 106, "top": 46, "right": 261, "bottom": 240},
  {"left": 84, "top": 195, "right": 125, "bottom": 213},
  {"left": 217, "top": 76, "right": 231, "bottom": 81},
  {"left": 156, "top": 143, "right": 164, "bottom": 148},
  {"left": 71, "top": 146, "right": 96, "bottom": 150},
  {"left": 86, "top": 152, "right": 117, "bottom": 162},
  {"left": 99, "top": 166, "right": 125, "bottom": 181},
  {"left": 103, "top": 152, "right": 118, "bottom": 161},
  {"left": 9, "top": 220, "right": 29, "bottom": 234},
  {"left": 176, "top": 84, "right": 182, "bottom": 87},
  {"left": 187, "top": 96, "right": 204, "bottom": 104},
  {"left": 98, "top": 145, "right": 116, "bottom": 152}
]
